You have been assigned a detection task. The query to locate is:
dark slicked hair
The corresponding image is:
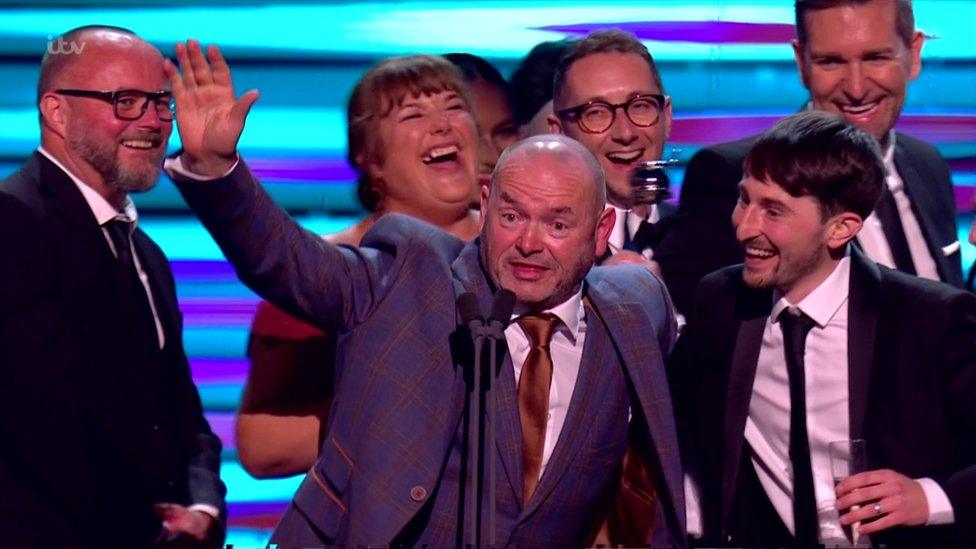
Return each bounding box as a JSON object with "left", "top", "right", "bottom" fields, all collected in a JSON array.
[
  {"left": 795, "top": 0, "right": 915, "bottom": 46},
  {"left": 552, "top": 29, "right": 664, "bottom": 105},
  {"left": 508, "top": 39, "right": 574, "bottom": 126},
  {"left": 37, "top": 25, "right": 138, "bottom": 104},
  {"left": 744, "top": 110, "right": 885, "bottom": 220}
]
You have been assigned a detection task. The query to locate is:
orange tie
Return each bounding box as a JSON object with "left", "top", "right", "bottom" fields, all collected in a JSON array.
[{"left": 516, "top": 313, "right": 559, "bottom": 504}]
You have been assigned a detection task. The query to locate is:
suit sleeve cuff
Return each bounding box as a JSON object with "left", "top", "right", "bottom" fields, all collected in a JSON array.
[
  {"left": 917, "top": 477, "right": 955, "bottom": 525},
  {"left": 188, "top": 503, "right": 221, "bottom": 520},
  {"left": 163, "top": 154, "right": 239, "bottom": 181},
  {"left": 685, "top": 474, "right": 704, "bottom": 538}
]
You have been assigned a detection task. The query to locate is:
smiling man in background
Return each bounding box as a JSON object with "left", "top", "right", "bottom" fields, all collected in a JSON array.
[
  {"left": 549, "top": 29, "right": 677, "bottom": 276},
  {"left": 655, "top": 0, "right": 963, "bottom": 314}
]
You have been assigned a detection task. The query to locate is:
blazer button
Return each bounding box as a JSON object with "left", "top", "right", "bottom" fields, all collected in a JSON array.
[{"left": 410, "top": 486, "right": 428, "bottom": 502}]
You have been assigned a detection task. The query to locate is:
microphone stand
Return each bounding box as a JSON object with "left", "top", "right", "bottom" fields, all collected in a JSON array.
[
  {"left": 458, "top": 290, "right": 514, "bottom": 548},
  {"left": 483, "top": 290, "right": 515, "bottom": 548}
]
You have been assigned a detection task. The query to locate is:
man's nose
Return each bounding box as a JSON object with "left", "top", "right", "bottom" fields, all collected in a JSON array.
[
  {"left": 842, "top": 62, "right": 868, "bottom": 101},
  {"left": 516, "top": 222, "right": 545, "bottom": 255},
  {"left": 733, "top": 204, "right": 761, "bottom": 242},
  {"left": 609, "top": 106, "right": 638, "bottom": 144}
]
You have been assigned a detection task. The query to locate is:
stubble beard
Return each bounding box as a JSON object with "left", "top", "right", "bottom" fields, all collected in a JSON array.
[{"left": 69, "top": 132, "right": 163, "bottom": 195}]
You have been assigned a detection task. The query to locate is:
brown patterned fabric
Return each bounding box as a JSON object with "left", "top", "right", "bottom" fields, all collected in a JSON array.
[{"left": 516, "top": 313, "right": 559, "bottom": 504}]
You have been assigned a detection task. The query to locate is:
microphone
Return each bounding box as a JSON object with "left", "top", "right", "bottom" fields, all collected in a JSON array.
[
  {"left": 458, "top": 292, "right": 484, "bottom": 335},
  {"left": 485, "top": 289, "right": 515, "bottom": 340},
  {"left": 483, "top": 288, "right": 513, "bottom": 546}
]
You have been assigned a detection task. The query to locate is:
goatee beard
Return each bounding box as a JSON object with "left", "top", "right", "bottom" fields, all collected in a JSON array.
[{"left": 70, "top": 135, "right": 163, "bottom": 195}]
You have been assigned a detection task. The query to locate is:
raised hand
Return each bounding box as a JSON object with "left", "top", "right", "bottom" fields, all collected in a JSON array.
[{"left": 164, "top": 40, "right": 259, "bottom": 177}]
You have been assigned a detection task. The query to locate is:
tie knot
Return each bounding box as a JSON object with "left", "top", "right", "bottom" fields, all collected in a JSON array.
[
  {"left": 778, "top": 307, "right": 817, "bottom": 340},
  {"left": 104, "top": 218, "right": 133, "bottom": 257},
  {"left": 517, "top": 313, "right": 560, "bottom": 348}
]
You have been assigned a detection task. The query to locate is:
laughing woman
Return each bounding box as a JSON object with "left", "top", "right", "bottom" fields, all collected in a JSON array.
[{"left": 237, "top": 55, "right": 481, "bottom": 478}]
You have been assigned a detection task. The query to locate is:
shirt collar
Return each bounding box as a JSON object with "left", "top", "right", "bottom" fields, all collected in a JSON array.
[
  {"left": 883, "top": 130, "right": 896, "bottom": 164},
  {"left": 512, "top": 286, "right": 584, "bottom": 343},
  {"left": 770, "top": 250, "right": 851, "bottom": 328},
  {"left": 37, "top": 146, "right": 138, "bottom": 227}
]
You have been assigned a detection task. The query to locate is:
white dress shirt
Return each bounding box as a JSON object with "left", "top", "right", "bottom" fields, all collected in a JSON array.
[
  {"left": 854, "top": 132, "right": 940, "bottom": 281},
  {"left": 745, "top": 254, "right": 953, "bottom": 545},
  {"left": 609, "top": 204, "right": 660, "bottom": 260},
  {"left": 506, "top": 288, "right": 586, "bottom": 479}
]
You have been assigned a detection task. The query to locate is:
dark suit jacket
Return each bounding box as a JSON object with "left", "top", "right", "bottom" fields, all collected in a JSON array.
[
  {"left": 669, "top": 248, "right": 976, "bottom": 547},
  {"left": 174, "top": 162, "right": 686, "bottom": 547},
  {"left": 0, "top": 153, "right": 225, "bottom": 547},
  {"left": 655, "top": 132, "right": 964, "bottom": 314}
]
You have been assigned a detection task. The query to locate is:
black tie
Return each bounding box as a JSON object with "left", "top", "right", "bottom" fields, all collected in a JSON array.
[
  {"left": 104, "top": 219, "right": 160, "bottom": 351},
  {"left": 624, "top": 219, "right": 662, "bottom": 253},
  {"left": 779, "top": 308, "right": 819, "bottom": 546},
  {"left": 874, "top": 187, "right": 917, "bottom": 275}
]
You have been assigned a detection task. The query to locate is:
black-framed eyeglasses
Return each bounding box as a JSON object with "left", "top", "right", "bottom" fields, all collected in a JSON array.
[
  {"left": 556, "top": 94, "right": 667, "bottom": 134},
  {"left": 55, "top": 89, "right": 175, "bottom": 122}
]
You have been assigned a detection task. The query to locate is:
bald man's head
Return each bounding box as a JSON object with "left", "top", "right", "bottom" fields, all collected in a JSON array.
[
  {"left": 480, "top": 134, "right": 614, "bottom": 310},
  {"left": 491, "top": 134, "right": 607, "bottom": 217},
  {"left": 36, "top": 26, "right": 172, "bottom": 208},
  {"left": 37, "top": 26, "right": 145, "bottom": 104}
]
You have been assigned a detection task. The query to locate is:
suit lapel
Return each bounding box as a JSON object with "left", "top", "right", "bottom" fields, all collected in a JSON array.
[
  {"left": 847, "top": 248, "right": 882, "bottom": 441},
  {"left": 892, "top": 138, "right": 948, "bottom": 280},
  {"left": 34, "top": 153, "right": 116, "bottom": 270},
  {"left": 494, "top": 351, "right": 525, "bottom": 508},
  {"left": 520, "top": 300, "right": 612, "bottom": 518},
  {"left": 585, "top": 279, "right": 685, "bottom": 535},
  {"left": 721, "top": 281, "right": 772, "bottom": 526},
  {"left": 132, "top": 231, "right": 179, "bottom": 348}
]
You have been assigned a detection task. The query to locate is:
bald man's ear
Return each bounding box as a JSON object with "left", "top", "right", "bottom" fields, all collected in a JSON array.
[
  {"left": 39, "top": 92, "right": 69, "bottom": 137},
  {"left": 593, "top": 207, "right": 615, "bottom": 259},
  {"left": 479, "top": 184, "right": 490, "bottom": 230}
]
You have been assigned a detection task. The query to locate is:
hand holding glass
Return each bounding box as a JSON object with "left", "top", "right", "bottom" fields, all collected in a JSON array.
[{"left": 830, "top": 439, "right": 867, "bottom": 546}]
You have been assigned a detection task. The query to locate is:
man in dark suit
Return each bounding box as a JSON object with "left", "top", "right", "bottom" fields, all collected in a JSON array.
[
  {"left": 670, "top": 110, "right": 976, "bottom": 547},
  {"left": 0, "top": 26, "right": 225, "bottom": 546},
  {"left": 656, "top": 0, "right": 963, "bottom": 314},
  {"left": 549, "top": 29, "right": 677, "bottom": 275},
  {"left": 163, "top": 40, "right": 685, "bottom": 546}
]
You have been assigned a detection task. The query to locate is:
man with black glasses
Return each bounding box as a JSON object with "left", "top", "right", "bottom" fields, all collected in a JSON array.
[
  {"left": 549, "top": 29, "right": 676, "bottom": 277},
  {"left": 0, "top": 26, "right": 225, "bottom": 546}
]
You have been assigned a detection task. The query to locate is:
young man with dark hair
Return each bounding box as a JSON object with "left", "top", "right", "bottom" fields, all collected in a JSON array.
[
  {"left": 657, "top": 0, "right": 963, "bottom": 314},
  {"left": 671, "top": 110, "right": 976, "bottom": 547}
]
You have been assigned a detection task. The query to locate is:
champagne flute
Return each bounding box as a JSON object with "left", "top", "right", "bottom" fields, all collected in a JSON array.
[{"left": 829, "top": 439, "right": 867, "bottom": 546}]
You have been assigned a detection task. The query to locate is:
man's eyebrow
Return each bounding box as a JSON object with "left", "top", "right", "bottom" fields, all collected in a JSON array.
[
  {"left": 499, "top": 191, "right": 518, "bottom": 204},
  {"left": 757, "top": 196, "right": 792, "bottom": 212}
]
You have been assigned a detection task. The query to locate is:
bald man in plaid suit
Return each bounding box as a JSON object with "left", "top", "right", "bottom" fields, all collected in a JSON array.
[{"left": 167, "top": 42, "right": 685, "bottom": 547}]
